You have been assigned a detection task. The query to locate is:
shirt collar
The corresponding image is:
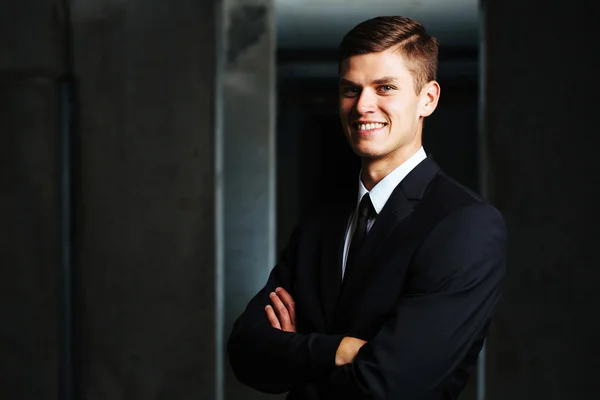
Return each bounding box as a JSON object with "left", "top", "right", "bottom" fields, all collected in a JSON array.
[{"left": 357, "top": 147, "right": 427, "bottom": 214}]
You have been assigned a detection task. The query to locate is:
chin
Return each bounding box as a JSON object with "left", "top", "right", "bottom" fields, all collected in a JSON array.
[{"left": 353, "top": 145, "right": 385, "bottom": 159}]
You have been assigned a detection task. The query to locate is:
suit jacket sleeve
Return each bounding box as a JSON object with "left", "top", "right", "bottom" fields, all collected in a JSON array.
[
  {"left": 321, "top": 202, "right": 507, "bottom": 399},
  {"left": 227, "top": 225, "right": 345, "bottom": 394}
]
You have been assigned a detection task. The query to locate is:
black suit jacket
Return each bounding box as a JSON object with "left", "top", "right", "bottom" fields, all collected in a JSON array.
[{"left": 227, "top": 156, "right": 507, "bottom": 399}]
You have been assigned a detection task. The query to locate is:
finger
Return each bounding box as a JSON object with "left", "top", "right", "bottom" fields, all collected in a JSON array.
[
  {"left": 275, "top": 287, "right": 296, "bottom": 325},
  {"left": 265, "top": 305, "right": 281, "bottom": 330},
  {"left": 269, "top": 292, "right": 291, "bottom": 330},
  {"left": 269, "top": 292, "right": 293, "bottom": 332}
]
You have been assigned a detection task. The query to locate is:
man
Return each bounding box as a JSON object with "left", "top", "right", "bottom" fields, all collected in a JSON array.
[{"left": 228, "top": 16, "right": 506, "bottom": 399}]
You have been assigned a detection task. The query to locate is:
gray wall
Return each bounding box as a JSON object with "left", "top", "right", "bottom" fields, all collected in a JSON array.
[
  {"left": 1, "top": 0, "right": 62, "bottom": 397},
  {"left": 222, "top": 1, "right": 278, "bottom": 399},
  {"left": 483, "top": 0, "right": 600, "bottom": 398},
  {"left": 72, "top": 0, "right": 218, "bottom": 398}
]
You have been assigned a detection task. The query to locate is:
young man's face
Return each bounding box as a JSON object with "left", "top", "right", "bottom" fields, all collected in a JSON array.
[{"left": 339, "top": 48, "right": 439, "bottom": 165}]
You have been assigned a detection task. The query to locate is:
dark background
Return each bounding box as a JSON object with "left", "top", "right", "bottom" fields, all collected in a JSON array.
[{"left": 2, "top": 0, "right": 599, "bottom": 399}]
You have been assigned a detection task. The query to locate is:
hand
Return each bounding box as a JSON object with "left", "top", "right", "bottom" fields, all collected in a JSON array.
[
  {"left": 335, "top": 337, "right": 367, "bottom": 366},
  {"left": 265, "top": 287, "right": 296, "bottom": 332}
]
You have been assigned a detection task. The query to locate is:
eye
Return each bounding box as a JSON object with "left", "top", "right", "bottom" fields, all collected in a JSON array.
[
  {"left": 378, "top": 85, "right": 395, "bottom": 93},
  {"left": 341, "top": 86, "right": 360, "bottom": 97}
]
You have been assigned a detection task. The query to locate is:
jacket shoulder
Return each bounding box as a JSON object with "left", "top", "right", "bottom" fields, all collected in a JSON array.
[
  {"left": 416, "top": 171, "right": 505, "bottom": 231},
  {"left": 427, "top": 171, "right": 502, "bottom": 210}
]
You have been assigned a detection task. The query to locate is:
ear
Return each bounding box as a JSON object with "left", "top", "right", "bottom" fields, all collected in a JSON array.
[{"left": 419, "top": 80, "right": 441, "bottom": 117}]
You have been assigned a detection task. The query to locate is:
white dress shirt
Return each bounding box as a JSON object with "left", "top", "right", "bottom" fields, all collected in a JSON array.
[{"left": 341, "top": 147, "right": 427, "bottom": 278}]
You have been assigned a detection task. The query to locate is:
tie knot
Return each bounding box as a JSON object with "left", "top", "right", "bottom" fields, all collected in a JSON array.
[{"left": 358, "top": 194, "right": 376, "bottom": 219}]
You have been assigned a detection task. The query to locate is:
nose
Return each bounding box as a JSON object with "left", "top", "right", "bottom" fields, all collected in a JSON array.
[{"left": 355, "top": 88, "right": 377, "bottom": 114}]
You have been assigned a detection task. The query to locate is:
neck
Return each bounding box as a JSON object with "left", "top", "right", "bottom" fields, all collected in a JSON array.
[{"left": 360, "top": 141, "right": 422, "bottom": 191}]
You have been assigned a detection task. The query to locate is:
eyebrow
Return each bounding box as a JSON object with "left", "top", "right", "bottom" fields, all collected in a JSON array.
[
  {"left": 339, "top": 76, "right": 399, "bottom": 86},
  {"left": 372, "top": 76, "right": 398, "bottom": 85}
]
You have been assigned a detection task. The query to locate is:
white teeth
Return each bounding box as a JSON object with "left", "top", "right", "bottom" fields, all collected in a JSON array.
[{"left": 357, "top": 122, "right": 385, "bottom": 131}]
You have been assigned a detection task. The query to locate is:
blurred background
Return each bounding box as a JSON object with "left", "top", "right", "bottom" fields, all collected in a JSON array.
[{"left": 1, "top": 0, "right": 598, "bottom": 399}]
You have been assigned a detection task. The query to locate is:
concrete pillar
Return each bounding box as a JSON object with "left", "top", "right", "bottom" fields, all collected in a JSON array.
[
  {"left": 71, "top": 0, "right": 277, "bottom": 398},
  {"left": 71, "top": 1, "right": 218, "bottom": 398},
  {"left": 483, "top": 0, "right": 600, "bottom": 398},
  {"left": 0, "top": 1, "right": 62, "bottom": 398},
  {"left": 222, "top": 0, "right": 277, "bottom": 399}
]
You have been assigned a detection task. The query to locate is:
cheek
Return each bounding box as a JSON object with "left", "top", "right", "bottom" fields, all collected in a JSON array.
[
  {"left": 382, "top": 97, "right": 418, "bottom": 120},
  {"left": 387, "top": 106, "right": 416, "bottom": 125},
  {"left": 339, "top": 110, "right": 350, "bottom": 128},
  {"left": 379, "top": 100, "right": 399, "bottom": 118},
  {"left": 339, "top": 102, "right": 352, "bottom": 119}
]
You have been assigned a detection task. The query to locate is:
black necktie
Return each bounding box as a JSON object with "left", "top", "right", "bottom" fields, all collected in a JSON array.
[{"left": 345, "top": 193, "right": 376, "bottom": 279}]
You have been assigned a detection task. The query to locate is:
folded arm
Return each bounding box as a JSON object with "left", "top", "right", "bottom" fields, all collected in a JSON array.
[
  {"left": 266, "top": 287, "right": 368, "bottom": 365},
  {"left": 227, "top": 227, "right": 345, "bottom": 394}
]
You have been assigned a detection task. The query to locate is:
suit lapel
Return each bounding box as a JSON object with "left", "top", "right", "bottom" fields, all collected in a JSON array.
[
  {"left": 319, "top": 204, "right": 352, "bottom": 327},
  {"left": 334, "top": 155, "right": 441, "bottom": 316},
  {"left": 336, "top": 184, "right": 413, "bottom": 308}
]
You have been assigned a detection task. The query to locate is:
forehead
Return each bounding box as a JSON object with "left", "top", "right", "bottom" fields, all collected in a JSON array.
[{"left": 339, "top": 49, "right": 414, "bottom": 83}]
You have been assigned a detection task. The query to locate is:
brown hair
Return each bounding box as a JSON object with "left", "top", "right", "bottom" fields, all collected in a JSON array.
[{"left": 339, "top": 16, "right": 439, "bottom": 93}]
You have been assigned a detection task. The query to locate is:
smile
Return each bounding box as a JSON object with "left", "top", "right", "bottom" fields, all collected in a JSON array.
[{"left": 354, "top": 122, "right": 387, "bottom": 131}]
